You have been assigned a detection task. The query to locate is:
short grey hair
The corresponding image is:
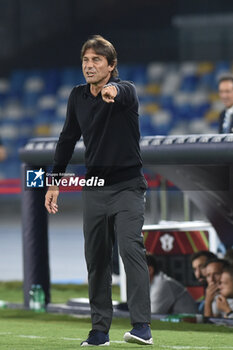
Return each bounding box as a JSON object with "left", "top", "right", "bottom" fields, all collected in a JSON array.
[{"left": 218, "top": 73, "right": 233, "bottom": 86}]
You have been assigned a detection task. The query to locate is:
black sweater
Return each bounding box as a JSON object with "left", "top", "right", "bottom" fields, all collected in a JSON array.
[{"left": 53, "top": 77, "right": 142, "bottom": 185}]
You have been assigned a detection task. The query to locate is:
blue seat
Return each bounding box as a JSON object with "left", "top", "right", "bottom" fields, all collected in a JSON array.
[
  {"left": 34, "top": 110, "right": 54, "bottom": 125},
  {"left": 23, "top": 92, "right": 41, "bottom": 109},
  {"left": 60, "top": 67, "right": 85, "bottom": 86},
  {"left": 10, "top": 70, "right": 27, "bottom": 98},
  {"left": 193, "top": 102, "right": 211, "bottom": 117},
  {"left": 118, "top": 65, "right": 131, "bottom": 81},
  {"left": 199, "top": 72, "right": 216, "bottom": 90},
  {"left": 174, "top": 104, "right": 193, "bottom": 121},
  {"left": 159, "top": 95, "right": 174, "bottom": 111},
  {"left": 180, "top": 75, "right": 199, "bottom": 92},
  {"left": 139, "top": 96, "right": 158, "bottom": 105},
  {"left": 131, "top": 65, "right": 147, "bottom": 85},
  {"left": 215, "top": 61, "right": 230, "bottom": 73},
  {"left": 139, "top": 115, "right": 157, "bottom": 136},
  {"left": 43, "top": 69, "right": 60, "bottom": 94}
]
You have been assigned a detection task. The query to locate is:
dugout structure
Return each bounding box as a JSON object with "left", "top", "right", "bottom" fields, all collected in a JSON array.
[
  {"left": 143, "top": 222, "right": 219, "bottom": 302},
  {"left": 20, "top": 133, "right": 233, "bottom": 306}
]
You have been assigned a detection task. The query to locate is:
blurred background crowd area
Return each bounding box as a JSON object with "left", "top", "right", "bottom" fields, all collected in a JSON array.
[
  {"left": 0, "top": 60, "right": 230, "bottom": 179},
  {"left": 1, "top": 0, "right": 233, "bottom": 179}
]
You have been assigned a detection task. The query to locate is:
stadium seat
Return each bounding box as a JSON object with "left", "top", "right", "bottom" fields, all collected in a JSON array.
[
  {"left": 147, "top": 62, "right": 166, "bottom": 83},
  {"left": 50, "top": 121, "right": 64, "bottom": 136},
  {"left": 151, "top": 110, "right": 173, "bottom": 135},
  {"left": 10, "top": 70, "right": 26, "bottom": 98},
  {"left": 23, "top": 72, "right": 45, "bottom": 112},
  {"left": 43, "top": 69, "right": 60, "bottom": 94},
  {"left": 60, "top": 67, "right": 85, "bottom": 86}
]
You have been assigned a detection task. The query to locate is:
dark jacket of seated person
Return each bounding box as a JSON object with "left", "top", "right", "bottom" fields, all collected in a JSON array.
[{"left": 147, "top": 254, "right": 197, "bottom": 314}]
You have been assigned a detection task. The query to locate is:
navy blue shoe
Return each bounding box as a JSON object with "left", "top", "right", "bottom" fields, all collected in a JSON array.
[
  {"left": 81, "top": 330, "right": 110, "bottom": 346},
  {"left": 124, "top": 323, "right": 153, "bottom": 345}
]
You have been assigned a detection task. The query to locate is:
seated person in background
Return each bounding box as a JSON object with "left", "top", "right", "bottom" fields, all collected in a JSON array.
[
  {"left": 191, "top": 251, "right": 217, "bottom": 286},
  {"left": 212, "top": 266, "right": 233, "bottom": 318},
  {"left": 0, "top": 138, "right": 7, "bottom": 162},
  {"left": 224, "top": 248, "right": 233, "bottom": 266},
  {"left": 146, "top": 254, "right": 197, "bottom": 314},
  {"left": 204, "top": 258, "right": 230, "bottom": 317},
  {"left": 190, "top": 251, "right": 217, "bottom": 314},
  {"left": 218, "top": 73, "right": 233, "bottom": 133}
]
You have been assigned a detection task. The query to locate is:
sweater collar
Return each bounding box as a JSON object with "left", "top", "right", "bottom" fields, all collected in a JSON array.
[{"left": 83, "top": 76, "right": 120, "bottom": 97}]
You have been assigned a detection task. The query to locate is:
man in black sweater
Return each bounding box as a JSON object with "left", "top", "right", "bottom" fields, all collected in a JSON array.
[{"left": 45, "top": 35, "right": 152, "bottom": 346}]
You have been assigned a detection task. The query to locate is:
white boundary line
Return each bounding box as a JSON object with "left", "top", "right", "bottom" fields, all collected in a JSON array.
[
  {"left": 18, "top": 335, "right": 46, "bottom": 339},
  {"left": 0, "top": 333, "right": 233, "bottom": 348},
  {"left": 0, "top": 333, "right": 125, "bottom": 343},
  {"left": 161, "top": 347, "right": 233, "bottom": 349}
]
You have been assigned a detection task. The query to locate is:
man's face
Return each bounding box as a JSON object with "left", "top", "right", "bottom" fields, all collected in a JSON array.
[
  {"left": 82, "top": 48, "right": 114, "bottom": 85},
  {"left": 218, "top": 80, "right": 233, "bottom": 108},
  {"left": 192, "top": 256, "right": 207, "bottom": 284},
  {"left": 206, "top": 262, "right": 223, "bottom": 285},
  {"left": 219, "top": 272, "right": 233, "bottom": 298}
]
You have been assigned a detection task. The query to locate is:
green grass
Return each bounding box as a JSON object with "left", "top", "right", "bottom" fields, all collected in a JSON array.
[
  {"left": 0, "top": 309, "right": 233, "bottom": 350},
  {"left": 0, "top": 283, "right": 233, "bottom": 349},
  {"left": 0, "top": 281, "right": 121, "bottom": 304},
  {"left": 0, "top": 282, "right": 24, "bottom": 303}
]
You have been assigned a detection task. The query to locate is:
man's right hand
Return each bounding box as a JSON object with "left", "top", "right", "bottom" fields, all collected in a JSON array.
[
  {"left": 45, "top": 186, "right": 59, "bottom": 214},
  {"left": 205, "top": 282, "right": 219, "bottom": 303},
  {"left": 204, "top": 282, "right": 219, "bottom": 317}
]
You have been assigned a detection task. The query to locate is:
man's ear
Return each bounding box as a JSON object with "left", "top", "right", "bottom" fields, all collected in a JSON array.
[
  {"left": 109, "top": 59, "right": 117, "bottom": 72},
  {"left": 109, "top": 64, "right": 114, "bottom": 72}
]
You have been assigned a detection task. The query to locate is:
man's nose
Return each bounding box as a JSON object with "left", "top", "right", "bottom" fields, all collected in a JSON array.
[
  {"left": 86, "top": 61, "right": 93, "bottom": 68},
  {"left": 209, "top": 275, "right": 214, "bottom": 283}
]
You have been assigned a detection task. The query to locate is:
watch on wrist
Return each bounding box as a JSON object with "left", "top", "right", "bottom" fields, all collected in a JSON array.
[{"left": 225, "top": 310, "right": 233, "bottom": 317}]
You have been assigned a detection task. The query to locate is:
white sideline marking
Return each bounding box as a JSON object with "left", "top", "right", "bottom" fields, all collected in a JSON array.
[
  {"left": 161, "top": 347, "right": 233, "bottom": 349},
  {"left": 61, "top": 337, "right": 82, "bottom": 341},
  {"left": 111, "top": 340, "right": 125, "bottom": 343},
  {"left": 61, "top": 338, "right": 125, "bottom": 344},
  {"left": 18, "top": 335, "right": 46, "bottom": 339},
  {"left": 1, "top": 334, "right": 232, "bottom": 348},
  {"left": 0, "top": 333, "right": 124, "bottom": 343}
]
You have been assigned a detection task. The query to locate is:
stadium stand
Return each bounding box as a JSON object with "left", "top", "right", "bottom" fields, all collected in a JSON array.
[{"left": 0, "top": 61, "right": 230, "bottom": 179}]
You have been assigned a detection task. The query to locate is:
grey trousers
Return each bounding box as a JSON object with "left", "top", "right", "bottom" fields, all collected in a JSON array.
[{"left": 82, "top": 176, "right": 151, "bottom": 333}]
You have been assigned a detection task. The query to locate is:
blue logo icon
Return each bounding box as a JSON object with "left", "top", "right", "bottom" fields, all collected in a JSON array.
[{"left": 26, "top": 168, "right": 45, "bottom": 188}]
